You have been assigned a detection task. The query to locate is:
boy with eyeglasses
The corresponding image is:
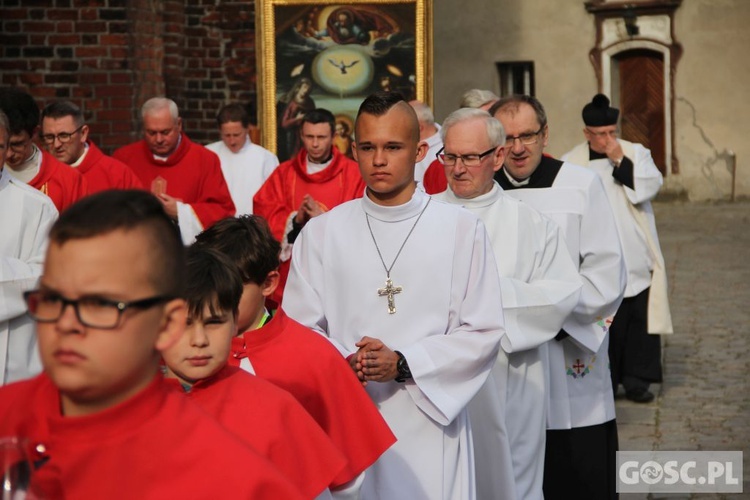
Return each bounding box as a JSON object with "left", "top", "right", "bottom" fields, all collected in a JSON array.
[
  {"left": 162, "top": 245, "right": 346, "bottom": 499},
  {"left": 193, "top": 215, "right": 396, "bottom": 498},
  {"left": 40, "top": 100, "right": 143, "bottom": 194},
  {"left": 0, "top": 87, "right": 88, "bottom": 212},
  {"left": 0, "top": 190, "right": 303, "bottom": 499}
]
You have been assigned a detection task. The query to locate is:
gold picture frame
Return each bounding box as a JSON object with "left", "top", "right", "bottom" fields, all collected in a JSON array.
[{"left": 256, "top": 0, "right": 433, "bottom": 161}]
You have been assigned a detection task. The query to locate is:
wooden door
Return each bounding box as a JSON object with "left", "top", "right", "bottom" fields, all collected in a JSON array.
[{"left": 615, "top": 49, "right": 666, "bottom": 175}]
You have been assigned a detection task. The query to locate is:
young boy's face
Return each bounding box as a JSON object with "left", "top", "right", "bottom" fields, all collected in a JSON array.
[
  {"left": 36, "top": 228, "right": 185, "bottom": 416},
  {"left": 163, "top": 302, "right": 237, "bottom": 386}
]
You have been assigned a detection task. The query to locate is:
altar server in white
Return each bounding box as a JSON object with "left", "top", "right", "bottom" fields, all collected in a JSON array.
[
  {"left": 0, "top": 110, "right": 58, "bottom": 384},
  {"left": 563, "top": 94, "right": 672, "bottom": 404},
  {"left": 206, "top": 103, "right": 279, "bottom": 216},
  {"left": 434, "top": 108, "right": 582, "bottom": 500},
  {"left": 491, "top": 95, "right": 626, "bottom": 500},
  {"left": 284, "top": 92, "right": 505, "bottom": 500}
]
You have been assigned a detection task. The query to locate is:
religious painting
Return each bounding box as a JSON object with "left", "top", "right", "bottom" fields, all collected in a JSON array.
[{"left": 256, "top": 0, "right": 433, "bottom": 161}]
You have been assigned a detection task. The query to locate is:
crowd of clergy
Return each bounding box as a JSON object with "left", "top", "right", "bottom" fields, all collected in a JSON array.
[{"left": 0, "top": 84, "right": 672, "bottom": 499}]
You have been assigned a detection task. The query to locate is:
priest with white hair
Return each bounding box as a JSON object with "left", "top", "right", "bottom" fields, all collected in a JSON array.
[{"left": 433, "top": 107, "right": 582, "bottom": 500}]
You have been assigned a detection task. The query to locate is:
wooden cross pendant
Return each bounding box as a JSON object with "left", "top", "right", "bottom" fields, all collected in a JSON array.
[{"left": 377, "top": 277, "right": 403, "bottom": 314}]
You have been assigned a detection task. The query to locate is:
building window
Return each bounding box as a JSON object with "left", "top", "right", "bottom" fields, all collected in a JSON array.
[{"left": 496, "top": 61, "right": 535, "bottom": 96}]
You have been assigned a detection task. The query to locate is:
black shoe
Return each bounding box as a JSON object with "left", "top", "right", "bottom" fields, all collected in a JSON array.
[{"left": 625, "top": 388, "right": 655, "bottom": 403}]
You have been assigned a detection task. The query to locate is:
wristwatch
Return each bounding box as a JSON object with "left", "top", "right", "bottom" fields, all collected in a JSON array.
[{"left": 394, "top": 350, "right": 412, "bottom": 383}]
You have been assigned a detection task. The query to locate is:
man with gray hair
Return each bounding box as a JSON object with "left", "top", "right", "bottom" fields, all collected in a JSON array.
[
  {"left": 460, "top": 89, "right": 500, "bottom": 110},
  {"left": 408, "top": 100, "right": 442, "bottom": 183},
  {"left": 40, "top": 100, "right": 142, "bottom": 193},
  {"left": 0, "top": 109, "right": 58, "bottom": 385},
  {"left": 114, "top": 97, "right": 235, "bottom": 244},
  {"left": 434, "top": 107, "right": 582, "bottom": 500}
]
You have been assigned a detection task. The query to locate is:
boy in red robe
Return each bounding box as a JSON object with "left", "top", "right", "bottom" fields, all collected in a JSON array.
[
  {"left": 253, "top": 108, "right": 365, "bottom": 305},
  {"left": 0, "top": 88, "right": 88, "bottom": 212},
  {"left": 162, "top": 245, "right": 346, "bottom": 499},
  {"left": 194, "top": 215, "right": 396, "bottom": 497},
  {"left": 0, "top": 190, "right": 302, "bottom": 499},
  {"left": 113, "top": 97, "right": 235, "bottom": 244}
]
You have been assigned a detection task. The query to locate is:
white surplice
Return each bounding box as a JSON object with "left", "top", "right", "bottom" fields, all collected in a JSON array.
[
  {"left": 0, "top": 168, "right": 58, "bottom": 384},
  {"left": 283, "top": 188, "right": 504, "bottom": 500},
  {"left": 436, "top": 183, "right": 582, "bottom": 500},
  {"left": 501, "top": 163, "right": 626, "bottom": 430},
  {"left": 206, "top": 135, "right": 279, "bottom": 216},
  {"left": 563, "top": 140, "right": 672, "bottom": 333}
]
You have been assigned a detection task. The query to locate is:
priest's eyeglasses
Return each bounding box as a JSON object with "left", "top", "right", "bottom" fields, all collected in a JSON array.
[
  {"left": 24, "top": 290, "right": 174, "bottom": 329},
  {"left": 39, "top": 125, "right": 84, "bottom": 145},
  {"left": 504, "top": 127, "right": 545, "bottom": 147},
  {"left": 437, "top": 147, "right": 497, "bottom": 167},
  {"left": 585, "top": 127, "right": 619, "bottom": 139}
]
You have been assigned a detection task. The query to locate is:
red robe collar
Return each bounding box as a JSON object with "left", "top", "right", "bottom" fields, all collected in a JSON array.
[
  {"left": 76, "top": 141, "right": 105, "bottom": 176},
  {"left": 289, "top": 146, "right": 352, "bottom": 184},
  {"left": 138, "top": 133, "right": 193, "bottom": 167}
]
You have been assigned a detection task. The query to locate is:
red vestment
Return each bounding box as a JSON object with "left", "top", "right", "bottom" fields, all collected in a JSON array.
[
  {"left": 28, "top": 150, "right": 88, "bottom": 212},
  {"left": 113, "top": 134, "right": 235, "bottom": 227},
  {"left": 253, "top": 147, "right": 365, "bottom": 303},
  {"left": 78, "top": 141, "right": 143, "bottom": 193},
  {"left": 166, "top": 365, "right": 346, "bottom": 498},
  {"left": 0, "top": 373, "right": 303, "bottom": 499},
  {"left": 422, "top": 158, "right": 447, "bottom": 195},
  {"left": 229, "top": 309, "right": 396, "bottom": 487}
]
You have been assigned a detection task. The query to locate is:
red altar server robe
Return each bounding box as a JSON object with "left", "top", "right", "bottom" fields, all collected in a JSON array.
[
  {"left": 422, "top": 158, "right": 447, "bottom": 195},
  {"left": 0, "top": 374, "right": 304, "bottom": 499},
  {"left": 253, "top": 147, "right": 365, "bottom": 304},
  {"left": 113, "top": 133, "right": 235, "bottom": 228},
  {"left": 78, "top": 141, "right": 143, "bottom": 193},
  {"left": 29, "top": 150, "right": 88, "bottom": 212},
  {"left": 166, "top": 365, "right": 346, "bottom": 498},
  {"left": 229, "top": 309, "right": 397, "bottom": 487}
]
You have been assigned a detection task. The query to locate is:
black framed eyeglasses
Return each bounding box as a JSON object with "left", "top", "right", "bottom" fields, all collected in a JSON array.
[
  {"left": 437, "top": 146, "right": 498, "bottom": 167},
  {"left": 39, "top": 125, "right": 84, "bottom": 145},
  {"left": 504, "top": 126, "right": 545, "bottom": 147},
  {"left": 24, "top": 290, "right": 174, "bottom": 329}
]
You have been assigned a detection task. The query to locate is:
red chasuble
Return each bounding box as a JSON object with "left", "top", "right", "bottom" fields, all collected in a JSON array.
[
  {"left": 78, "top": 141, "right": 143, "bottom": 193},
  {"left": 28, "top": 150, "right": 88, "bottom": 212},
  {"left": 229, "top": 309, "right": 396, "bottom": 487},
  {"left": 0, "top": 374, "right": 304, "bottom": 499},
  {"left": 422, "top": 158, "right": 448, "bottom": 195},
  {"left": 253, "top": 147, "right": 365, "bottom": 303},
  {"left": 113, "top": 134, "right": 235, "bottom": 227},
  {"left": 166, "top": 365, "right": 346, "bottom": 498}
]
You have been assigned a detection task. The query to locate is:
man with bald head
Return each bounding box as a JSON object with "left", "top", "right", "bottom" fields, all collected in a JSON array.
[
  {"left": 408, "top": 100, "right": 442, "bottom": 183},
  {"left": 284, "top": 91, "right": 505, "bottom": 499},
  {"left": 113, "top": 97, "right": 235, "bottom": 244}
]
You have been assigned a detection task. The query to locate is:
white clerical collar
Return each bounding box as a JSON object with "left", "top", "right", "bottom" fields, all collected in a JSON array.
[
  {"left": 502, "top": 168, "right": 530, "bottom": 187},
  {"left": 153, "top": 134, "right": 182, "bottom": 161},
  {"left": 70, "top": 142, "right": 90, "bottom": 168},
  {"left": 424, "top": 123, "right": 442, "bottom": 148},
  {"left": 443, "top": 182, "right": 502, "bottom": 209},
  {"left": 5, "top": 144, "right": 41, "bottom": 184},
  {"left": 362, "top": 185, "right": 428, "bottom": 222},
  {"left": 306, "top": 154, "right": 332, "bottom": 175}
]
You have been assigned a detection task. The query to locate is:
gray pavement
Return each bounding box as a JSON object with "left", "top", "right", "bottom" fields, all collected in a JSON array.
[{"left": 616, "top": 201, "right": 750, "bottom": 499}]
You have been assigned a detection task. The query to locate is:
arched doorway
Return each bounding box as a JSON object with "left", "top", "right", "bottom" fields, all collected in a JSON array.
[{"left": 612, "top": 49, "right": 666, "bottom": 174}]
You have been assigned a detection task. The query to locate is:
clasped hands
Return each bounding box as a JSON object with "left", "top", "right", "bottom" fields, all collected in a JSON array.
[
  {"left": 294, "top": 194, "right": 325, "bottom": 225},
  {"left": 347, "top": 336, "right": 400, "bottom": 387}
]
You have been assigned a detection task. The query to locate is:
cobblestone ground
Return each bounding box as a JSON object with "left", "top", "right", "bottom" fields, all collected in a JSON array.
[{"left": 616, "top": 201, "right": 750, "bottom": 500}]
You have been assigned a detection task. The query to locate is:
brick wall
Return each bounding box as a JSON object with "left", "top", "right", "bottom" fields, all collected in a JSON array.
[{"left": 0, "top": 0, "right": 257, "bottom": 153}]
